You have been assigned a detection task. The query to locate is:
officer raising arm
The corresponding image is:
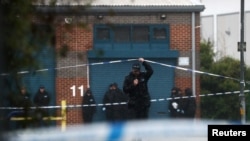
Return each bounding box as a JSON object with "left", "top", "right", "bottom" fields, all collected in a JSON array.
[{"left": 123, "top": 57, "right": 153, "bottom": 120}]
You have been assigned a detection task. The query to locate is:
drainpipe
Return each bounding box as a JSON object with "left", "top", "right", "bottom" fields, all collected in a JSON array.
[
  {"left": 192, "top": 12, "right": 196, "bottom": 96},
  {"left": 87, "top": 59, "right": 90, "bottom": 88}
]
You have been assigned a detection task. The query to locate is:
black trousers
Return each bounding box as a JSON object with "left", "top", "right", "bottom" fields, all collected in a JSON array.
[{"left": 127, "top": 106, "right": 149, "bottom": 120}]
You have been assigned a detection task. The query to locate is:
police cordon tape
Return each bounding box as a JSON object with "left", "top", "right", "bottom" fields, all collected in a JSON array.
[
  {"left": 0, "top": 59, "right": 137, "bottom": 76},
  {"left": 0, "top": 90, "right": 249, "bottom": 110},
  {"left": 145, "top": 60, "right": 241, "bottom": 82},
  {"left": 0, "top": 58, "right": 249, "bottom": 85},
  {"left": 0, "top": 59, "right": 249, "bottom": 110}
]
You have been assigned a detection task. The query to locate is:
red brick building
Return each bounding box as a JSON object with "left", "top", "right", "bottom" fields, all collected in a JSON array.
[{"left": 34, "top": 0, "right": 205, "bottom": 126}]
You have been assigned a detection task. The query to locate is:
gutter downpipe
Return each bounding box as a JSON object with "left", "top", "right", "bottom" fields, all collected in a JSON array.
[
  {"left": 87, "top": 60, "right": 90, "bottom": 89},
  {"left": 192, "top": 12, "right": 196, "bottom": 98}
]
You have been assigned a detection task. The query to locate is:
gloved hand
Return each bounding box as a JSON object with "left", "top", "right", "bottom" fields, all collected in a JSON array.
[
  {"left": 172, "top": 102, "right": 178, "bottom": 109},
  {"left": 181, "top": 110, "right": 184, "bottom": 114}
]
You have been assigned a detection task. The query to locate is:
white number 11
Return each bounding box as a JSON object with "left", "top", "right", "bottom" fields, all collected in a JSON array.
[{"left": 70, "top": 85, "right": 84, "bottom": 97}]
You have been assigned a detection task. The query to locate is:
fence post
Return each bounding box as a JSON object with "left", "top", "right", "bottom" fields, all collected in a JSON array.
[{"left": 61, "top": 100, "right": 67, "bottom": 131}]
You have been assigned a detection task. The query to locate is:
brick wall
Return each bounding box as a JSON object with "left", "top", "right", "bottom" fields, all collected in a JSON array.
[
  {"left": 54, "top": 12, "right": 201, "bottom": 125},
  {"left": 55, "top": 24, "right": 93, "bottom": 126}
]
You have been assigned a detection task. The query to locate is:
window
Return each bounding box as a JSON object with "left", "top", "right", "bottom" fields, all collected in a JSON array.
[
  {"left": 94, "top": 24, "right": 170, "bottom": 50},
  {"left": 96, "top": 28, "right": 110, "bottom": 41},
  {"left": 153, "top": 28, "right": 167, "bottom": 40},
  {"left": 114, "top": 26, "right": 130, "bottom": 42},
  {"left": 132, "top": 26, "right": 149, "bottom": 42}
]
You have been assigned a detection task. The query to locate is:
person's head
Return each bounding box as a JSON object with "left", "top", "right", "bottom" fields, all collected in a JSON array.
[
  {"left": 20, "top": 86, "right": 26, "bottom": 94},
  {"left": 85, "top": 88, "right": 92, "bottom": 96},
  {"left": 185, "top": 88, "right": 192, "bottom": 96},
  {"left": 177, "top": 88, "right": 183, "bottom": 95},
  {"left": 132, "top": 63, "right": 141, "bottom": 76},
  {"left": 39, "top": 85, "right": 45, "bottom": 93},
  {"left": 171, "top": 87, "right": 179, "bottom": 96},
  {"left": 109, "top": 83, "right": 117, "bottom": 90}
]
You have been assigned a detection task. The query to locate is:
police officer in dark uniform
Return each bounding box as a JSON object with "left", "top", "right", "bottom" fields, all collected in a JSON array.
[
  {"left": 168, "top": 87, "right": 183, "bottom": 118},
  {"left": 16, "top": 86, "right": 33, "bottom": 128},
  {"left": 103, "top": 83, "right": 128, "bottom": 122},
  {"left": 82, "top": 88, "right": 96, "bottom": 124},
  {"left": 123, "top": 58, "right": 153, "bottom": 120},
  {"left": 17, "top": 86, "right": 32, "bottom": 108},
  {"left": 33, "top": 85, "right": 50, "bottom": 127},
  {"left": 33, "top": 85, "right": 50, "bottom": 107},
  {"left": 182, "top": 88, "right": 196, "bottom": 119}
]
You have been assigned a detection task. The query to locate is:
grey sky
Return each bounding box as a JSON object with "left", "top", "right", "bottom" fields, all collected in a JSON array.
[{"left": 201, "top": 0, "right": 250, "bottom": 16}]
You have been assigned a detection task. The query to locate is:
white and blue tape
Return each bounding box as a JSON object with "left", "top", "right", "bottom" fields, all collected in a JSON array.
[{"left": 0, "top": 89, "right": 249, "bottom": 110}]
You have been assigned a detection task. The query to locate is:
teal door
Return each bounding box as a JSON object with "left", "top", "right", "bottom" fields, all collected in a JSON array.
[{"left": 88, "top": 58, "right": 176, "bottom": 122}]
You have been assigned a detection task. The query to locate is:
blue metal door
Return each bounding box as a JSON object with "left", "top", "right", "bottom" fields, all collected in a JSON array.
[{"left": 88, "top": 58, "right": 176, "bottom": 122}]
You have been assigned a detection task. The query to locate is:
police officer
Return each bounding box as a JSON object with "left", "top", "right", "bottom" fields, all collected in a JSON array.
[
  {"left": 17, "top": 86, "right": 32, "bottom": 109},
  {"left": 33, "top": 85, "right": 50, "bottom": 107},
  {"left": 123, "top": 58, "right": 153, "bottom": 120},
  {"left": 103, "top": 83, "right": 128, "bottom": 122},
  {"left": 168, "top": 87, "right": 183, "bottom": 118},
  {"left": 16, "top": 86, "right": 33, "bottom": 128},
  {"left": 82, "top": 88, "right": 96, "bottom": 124},
  {"left": 33, "top": 85, "right": 50, "bottom": 127}
]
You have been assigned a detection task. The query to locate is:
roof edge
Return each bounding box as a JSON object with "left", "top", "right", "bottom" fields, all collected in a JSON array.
[{"left": 35, "top": 6, "right": 205, "bottom": 14}]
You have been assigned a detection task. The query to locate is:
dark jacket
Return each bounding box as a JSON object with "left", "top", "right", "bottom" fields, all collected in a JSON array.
[
  {"left": 103, "top": 84, "right": 128, "bottom": 121},
  {"left": 182, "top": 88, "right": 196, "bottom": 118},
  {"left": 168, "top": 87, "right": 183, "bottom": 118},
  {"left": 123, "top": 61, "right": 153, "bottom": 110},
  {"left": 82, "top": 89, "right": 96, "bottom": 123},
  {"left": 17, "top": 92, "right": 32, "bottom": 108},
  {"left": 33, "top": 90, "right": 50, "bottom": 107}
]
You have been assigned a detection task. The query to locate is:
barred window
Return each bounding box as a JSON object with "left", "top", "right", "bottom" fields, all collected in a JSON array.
[
  {"left": 153, "top": 28, "right": 167, "bottom": 40},
  {"left": 96, "top": 28, "right": 110, "bottom": 41},
  {"left": 114, "top": 26, "right": 130, "bottom": 42},
  {"left": 132, "top": 26, "right": 149, "bottom": 42},
  {"left": 94, "top": 24, "right": 170, "bottom": 49}
]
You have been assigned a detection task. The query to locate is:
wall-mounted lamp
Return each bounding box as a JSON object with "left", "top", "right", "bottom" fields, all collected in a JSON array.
[
  {"left": 97, "top": 14, "right": 104, "bottom": 20},
  {"left": 160, "top": 14, "right": 166, "bottom": 20},
  {"left": 65, "top": 17, "right": 73, "bottom": 24}
]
